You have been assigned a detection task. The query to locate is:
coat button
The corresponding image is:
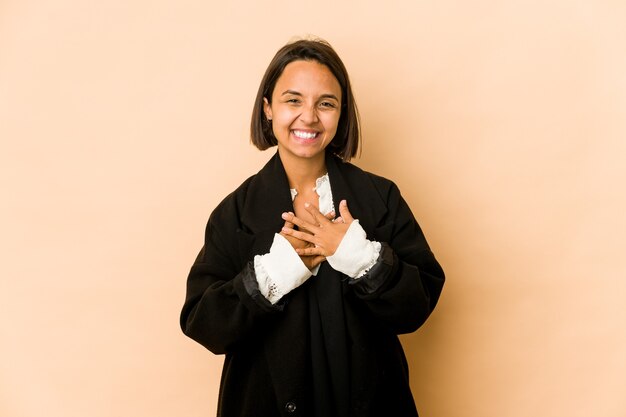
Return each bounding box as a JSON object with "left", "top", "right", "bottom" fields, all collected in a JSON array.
[{"left": 285, "top": 401, "right": 297, "bottom": 413}]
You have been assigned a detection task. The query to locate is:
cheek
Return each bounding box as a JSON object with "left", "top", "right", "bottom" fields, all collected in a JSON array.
[
  {"left": 273, "top": 110, "right": 299, "bottom": 128},
  {"left": 322, "top": 112, "right": 341, "bottom": 133},
  {"left": 272, "top": 114, "right": 296, "bottom": 140}
]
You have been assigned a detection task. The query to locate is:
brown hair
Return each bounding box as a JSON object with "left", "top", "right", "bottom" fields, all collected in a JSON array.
[{"left": 250, "top": 38, "right": 361, "bottom": 161}]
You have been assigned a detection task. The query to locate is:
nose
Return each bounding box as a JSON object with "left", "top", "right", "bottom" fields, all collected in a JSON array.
[{"left": 299, "top": 103, "right": 319, "bottom": 124}]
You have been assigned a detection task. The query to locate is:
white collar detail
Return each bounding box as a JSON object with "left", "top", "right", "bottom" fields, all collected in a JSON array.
[{"left": 289, "top": 173, "right": 335, "bottom": 216}]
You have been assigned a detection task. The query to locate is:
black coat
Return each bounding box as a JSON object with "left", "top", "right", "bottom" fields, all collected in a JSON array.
[{"left": 180, "top": 152, "right": 445, "bottom": 417}]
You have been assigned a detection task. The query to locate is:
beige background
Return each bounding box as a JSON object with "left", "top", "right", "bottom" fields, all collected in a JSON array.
[{"left": 1, "top": 1, "right": 625, "bottom": 416}]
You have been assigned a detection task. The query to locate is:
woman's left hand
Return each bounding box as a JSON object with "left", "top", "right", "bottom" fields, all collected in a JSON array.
[{"left": 281, "top": 199, "right": 354, "bottom": 257}]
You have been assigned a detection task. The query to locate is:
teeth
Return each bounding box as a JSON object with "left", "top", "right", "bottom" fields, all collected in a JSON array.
[{"left": 293, "top": 130, "right": 317, "bottom": 139}]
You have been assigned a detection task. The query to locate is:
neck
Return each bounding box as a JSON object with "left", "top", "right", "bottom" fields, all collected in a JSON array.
[{"left": 278, "top": 148, "right": 327, "bottom": 190}]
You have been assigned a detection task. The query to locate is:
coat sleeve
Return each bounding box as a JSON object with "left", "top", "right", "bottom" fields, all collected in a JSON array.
[
  {"left": 348, "top": 181, "right": 445, "bottom": 334},
  {"left": 179, "top": 196, "right": 283, "bottom": 355}
]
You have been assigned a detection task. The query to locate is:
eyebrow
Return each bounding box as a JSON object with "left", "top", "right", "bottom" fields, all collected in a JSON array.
[{"left": 281, "top": 90, "right": 340, "bottom": 101}]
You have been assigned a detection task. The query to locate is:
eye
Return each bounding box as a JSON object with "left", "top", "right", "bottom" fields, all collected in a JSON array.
[
  {"left": 286, "top": 98, "right": 301, "bottom": 104},
  {"left": 320, "top": 101, "right": 337, "bottom": 109}
]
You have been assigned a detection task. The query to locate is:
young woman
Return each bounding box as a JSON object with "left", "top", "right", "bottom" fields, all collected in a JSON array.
[{"left": 180, "top": 38, "right": 445, "bottom": 417}]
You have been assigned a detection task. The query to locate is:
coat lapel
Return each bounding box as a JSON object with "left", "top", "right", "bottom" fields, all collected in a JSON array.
[
  {"left": 325, "top": 154, "right": 388, "bottom": 236},
  {"left": 240, "top": 152, "right": 293, "bottom": 234},
  {"left": 236, "top": 152, "right": 294, "bottom": 259},
  {"left": 240, "top": 151, "right": 389, "bottom": 237}
]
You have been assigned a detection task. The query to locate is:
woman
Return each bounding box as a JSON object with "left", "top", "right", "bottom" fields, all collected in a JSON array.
[{"left": 180, "top": 38, "right": 445, "bottom": 417}]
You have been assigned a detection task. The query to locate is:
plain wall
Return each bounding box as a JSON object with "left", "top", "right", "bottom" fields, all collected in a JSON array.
[{"left": 1, "top": 1, "right": 624, "bottom": 416}]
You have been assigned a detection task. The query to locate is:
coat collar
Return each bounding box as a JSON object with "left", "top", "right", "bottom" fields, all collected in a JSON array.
[
  {"left": 240, "top": 151, "right": 388, "bottom": 236},
  {"left": 240, "top": 152, "right": 293, "bottom": 235},
  {"left": 326, "top": 153, "right": 388, "bottom": 234}
]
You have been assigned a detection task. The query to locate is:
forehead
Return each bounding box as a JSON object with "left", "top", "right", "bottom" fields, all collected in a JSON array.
[{"left": 273, "top": 60, "right": 341, "bottom": 98}]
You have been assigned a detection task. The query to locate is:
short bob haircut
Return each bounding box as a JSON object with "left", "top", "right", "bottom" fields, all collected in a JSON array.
[{"left": 250, "top": 38, "right": 361, "bottom": 161}]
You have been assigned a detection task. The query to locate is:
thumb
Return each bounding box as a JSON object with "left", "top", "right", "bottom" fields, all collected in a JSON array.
[{"left": 338, "top": 200, "right": 354, "bottom": 223}]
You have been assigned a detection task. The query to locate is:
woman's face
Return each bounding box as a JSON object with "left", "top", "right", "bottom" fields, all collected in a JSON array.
[{"left": 264, "top": 60, "right": 342, "bottom": 164}]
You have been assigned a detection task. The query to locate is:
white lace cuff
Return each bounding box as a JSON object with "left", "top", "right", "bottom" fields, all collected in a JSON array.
[
  {"left": 254, "top": 233, "right": 313, "bottom": 304},
  {"left": 326, "top": 220, "right": 381, "bottom": 278}
]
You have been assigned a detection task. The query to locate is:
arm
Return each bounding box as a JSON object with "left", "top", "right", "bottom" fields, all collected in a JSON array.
[
  {"left": 180, "top": 200, "right": 282, "bottom": 355},
  {"left": 180, "top": 199, "right": 329, "bottom": 354},
  {"left": 281, "top": 184, "right": 445, "bottom": 334},
  {"left": 348, "top": 182, "right": 445, "bottom": 334}
]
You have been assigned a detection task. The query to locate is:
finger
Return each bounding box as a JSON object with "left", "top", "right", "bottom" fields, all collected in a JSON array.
[
  {"left": 283, "top": 216, "right": 295, "bottom": 230},
  {"left": 280, "top": 232, "right": 311, "bottom": 249},
  {"left": 304, "top": 202, "right": 332, "bottom": 226},
  {"left": 324, "top": 211, "right": 336, "bottom": 220},
  {"left": 338, "top": 200, "right": 354, "bottom": 223},
  {"left": 281, "top": 226, "right": 318, "bottom": 244},
  {"left": 282, "top": 211, "right": 319, "bottom": 233},
  {"left": 333, "top": 216, "right": 344, "bottom": 223},
  {"left": 295, "top": 246, "right": 325, "bottom": 257},
  {"left": 309, "top": 255, "right": 326, "bottom": 268},
  {"left": 301, "top": 254, "right": 326, "bottom": 269}
]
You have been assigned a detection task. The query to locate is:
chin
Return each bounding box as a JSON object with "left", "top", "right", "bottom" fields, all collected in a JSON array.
[{"left": 295, "top": 151, "right": 324, "bottom": 159}]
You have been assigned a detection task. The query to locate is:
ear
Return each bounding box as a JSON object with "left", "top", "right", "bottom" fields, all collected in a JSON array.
[{"left": 263, "top": 97, "right": 272, "bottom": 120}]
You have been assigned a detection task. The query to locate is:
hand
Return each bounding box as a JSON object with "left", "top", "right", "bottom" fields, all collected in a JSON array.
[
  {"left": 279, "top": 212, "right": 335, "bottom": 271},
  {"left": 281, "top": 200, "right": 354, "bottom": 258}
]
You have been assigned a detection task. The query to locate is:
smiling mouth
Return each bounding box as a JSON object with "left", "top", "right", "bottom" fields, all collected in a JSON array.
[{"left": 292, "top": 130, "right": 319, "bottom": 140}]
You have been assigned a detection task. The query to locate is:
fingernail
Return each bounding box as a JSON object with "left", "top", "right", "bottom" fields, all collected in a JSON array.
[
  {"left": 304, "top": 202, "right": 310, "bottom": 207},
  {"left": 281, "top": 213, "right": 289, "bottom": 219}
]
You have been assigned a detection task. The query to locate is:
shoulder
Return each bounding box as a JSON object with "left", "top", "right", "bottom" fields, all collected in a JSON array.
[
  {"left": 333, "top": 157, "right": 401, "bottom": 201},
  {"left": 206, "top": 174, "right": 256, "bottom": 228}
]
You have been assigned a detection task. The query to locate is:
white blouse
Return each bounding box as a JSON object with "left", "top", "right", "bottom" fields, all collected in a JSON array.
[{"left": 254, "top": 174, "right": 381, "bottom": 304}]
